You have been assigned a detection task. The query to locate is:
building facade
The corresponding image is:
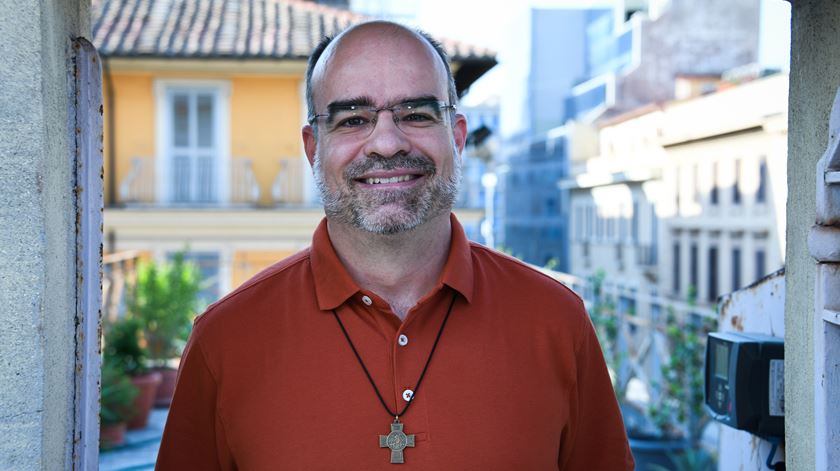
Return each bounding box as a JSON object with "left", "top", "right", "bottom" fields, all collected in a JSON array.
[
  {"left": 93, "top": 0, "right": 495, "bottom": 303},
  {"left": 496, "top": 0, "right": 763, "bottom": 271},
  {"left": 567, "top": 73, "right": 788, "bottom": 315}
]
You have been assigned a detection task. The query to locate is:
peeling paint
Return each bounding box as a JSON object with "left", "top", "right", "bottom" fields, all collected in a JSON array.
[
  {"left": 717, "top": 268, "right": 785, "bottom": 468},
  {"left": 730, "top": 315, "right": 743, "bottom": 332}
]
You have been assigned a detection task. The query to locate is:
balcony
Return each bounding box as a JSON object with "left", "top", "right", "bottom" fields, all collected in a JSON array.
[
  {"left": 636, "top": 244, "right": 658, "bottom": 281},
  {"left": 118, "top": 156, "right": 307, "bottom": 207}
]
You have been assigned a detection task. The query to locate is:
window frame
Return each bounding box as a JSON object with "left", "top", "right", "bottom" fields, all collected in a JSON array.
[{"left": 154, "top": 79, "right": 232, "bottom": 205}]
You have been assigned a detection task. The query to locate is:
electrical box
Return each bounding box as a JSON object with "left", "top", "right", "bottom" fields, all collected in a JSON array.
[{"left": 704, "top": 332, "right": 784, "bottom": 439}]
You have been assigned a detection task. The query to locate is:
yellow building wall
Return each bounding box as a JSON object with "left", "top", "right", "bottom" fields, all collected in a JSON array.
[
  {"left": 231, "top": 250, "right": 296, "bottom": 288},
  {"left": 230, "top": 76, "right": 303, "bottom": 205},
  {"left": 104, "top": 73, "right": 156, "bottom": 205},
  {"left": 104, "top": 69, "right": 303, "bottom": 206}
]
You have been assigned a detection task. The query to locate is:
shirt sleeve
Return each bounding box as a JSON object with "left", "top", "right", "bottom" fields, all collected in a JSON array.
[
  {"left": 558, "top": 312, "right": 635, "bottom": 470},
  {"left": 156, "top": 323, "right": 235, "bottom": 470}
]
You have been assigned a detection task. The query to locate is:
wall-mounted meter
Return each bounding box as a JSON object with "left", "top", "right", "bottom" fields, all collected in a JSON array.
[{"left": 704, "top": 332, "right": 784, "bottom": 439}]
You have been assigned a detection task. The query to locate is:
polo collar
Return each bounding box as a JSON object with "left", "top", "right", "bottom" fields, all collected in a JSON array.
[{"left": 309, "top": 214, "right": 475, "bottom": 311}]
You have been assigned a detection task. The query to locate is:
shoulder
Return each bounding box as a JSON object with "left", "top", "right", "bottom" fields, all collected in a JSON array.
[
  {"left": 468, "top": 242, "right": 584, "bottom": 308},
  {"left": 192, "top": 247, "right": 312, "bottom": 331}
]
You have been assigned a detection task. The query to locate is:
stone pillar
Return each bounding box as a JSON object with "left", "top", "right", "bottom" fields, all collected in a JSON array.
[
  {"left": 0, "top": 1, "right": 92, "bottom": 469},
  {"left": 786, "top": 1, "right": 840, "bottom": 469}
]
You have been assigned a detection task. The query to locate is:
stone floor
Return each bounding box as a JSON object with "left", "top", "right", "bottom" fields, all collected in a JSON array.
[{"left": 99, "top": 408, "right": 168, "bottom": 471}]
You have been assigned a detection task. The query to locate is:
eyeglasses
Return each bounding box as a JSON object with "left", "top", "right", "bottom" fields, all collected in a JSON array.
[{"left": 309, "top": 100, "right": 457, "bottom": 138}]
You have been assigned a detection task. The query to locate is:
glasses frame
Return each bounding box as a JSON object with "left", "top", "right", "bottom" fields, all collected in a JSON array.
[{"left": 308, "top": 100, "right": 457, "bottom": 137}]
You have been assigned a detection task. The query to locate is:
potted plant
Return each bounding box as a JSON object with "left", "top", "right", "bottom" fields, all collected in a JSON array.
[
  {"left": 99, "top": 360, "right": 138, "bottom": 449},
  {"left": 103, "top": 315, "right": 162, "bottom": 430},
  {"left": 127, "top": 252, "right": 200, "bottom": 407}
]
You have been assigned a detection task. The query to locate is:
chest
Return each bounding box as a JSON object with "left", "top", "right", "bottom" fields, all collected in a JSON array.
[{"left": 214, "top": 311, "right": 576, "bottom": 470}]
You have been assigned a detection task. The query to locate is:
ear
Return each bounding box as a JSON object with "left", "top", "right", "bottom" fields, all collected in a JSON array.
[
  {"left": 452, "top": 113, "right": 468, "bottom": 156},
  {"left": 302, "top": 124, "right": 317, "bottom": 167}
]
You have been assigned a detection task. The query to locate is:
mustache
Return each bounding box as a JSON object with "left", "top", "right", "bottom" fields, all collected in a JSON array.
[{"left": 344, "top": 154, "right": 436, "bottom": 179}]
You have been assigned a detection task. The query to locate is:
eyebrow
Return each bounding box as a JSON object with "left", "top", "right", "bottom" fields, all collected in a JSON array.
[{"left": 325, "top": 94, "right": 443, "bottom": 111}]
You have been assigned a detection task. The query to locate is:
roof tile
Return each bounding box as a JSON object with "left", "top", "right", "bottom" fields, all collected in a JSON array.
[{"left": 91, "top": 0, "right": 495, "bottom": 61}]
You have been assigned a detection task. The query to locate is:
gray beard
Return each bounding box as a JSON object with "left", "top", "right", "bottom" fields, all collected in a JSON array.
[{"left": 313, "top": 152, "right": 461, "bottom": 235}]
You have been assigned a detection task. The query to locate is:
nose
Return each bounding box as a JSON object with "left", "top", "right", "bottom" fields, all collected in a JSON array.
[{"left": 362, "top": 110, "right": 411, "bottom": 158}]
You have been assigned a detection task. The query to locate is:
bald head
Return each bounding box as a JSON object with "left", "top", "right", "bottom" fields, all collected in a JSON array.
[{"left": 304, "top": 21, "right": 458, "bottom": 121}]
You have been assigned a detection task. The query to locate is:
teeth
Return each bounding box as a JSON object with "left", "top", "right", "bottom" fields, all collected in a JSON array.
[{"left": 364, "top": 175, "right": 414, "bottom": 185}]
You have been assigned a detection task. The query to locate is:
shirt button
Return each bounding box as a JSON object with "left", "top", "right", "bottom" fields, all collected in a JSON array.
[
  {"left": 402, "top": 389, "right": 414, "bottom": 402},
  {"left": 361, "top": 295, "right": 373, "bottom": 306},
  {"left": 398, "top": 334, "right": 409, "bottom": 346}
]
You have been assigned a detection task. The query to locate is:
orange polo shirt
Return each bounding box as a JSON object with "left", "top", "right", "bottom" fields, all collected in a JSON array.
[{"left": 156, "top": 215, "right": 634, "bottom": 470}]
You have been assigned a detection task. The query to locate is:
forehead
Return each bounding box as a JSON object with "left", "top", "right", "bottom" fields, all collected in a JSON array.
[{"left": 312, "top": 24, "right": 449, "bottom": 109}]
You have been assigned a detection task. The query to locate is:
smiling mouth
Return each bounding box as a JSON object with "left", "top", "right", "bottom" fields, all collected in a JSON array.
[{"left": 361, "top": 175, "right": 420, "bottom": 185}]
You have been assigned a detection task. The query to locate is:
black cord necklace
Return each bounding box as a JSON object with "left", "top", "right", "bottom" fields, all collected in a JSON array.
[{"left": 331, "top": 292, "right": 457, "bottom": 464}]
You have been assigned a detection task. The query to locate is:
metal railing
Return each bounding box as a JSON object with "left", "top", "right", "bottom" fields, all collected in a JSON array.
[
  {"left": 118, "top": 156, "right": 262, "bottom": 205},
  {"left": 271, "top": 158, "right": 305, "bottom": 205},
  {"left": 543, "top": 267, "right": 716, "bottom": 434},
  {"left": 102, "top": 250, "right": 141, "bottom": 323}
]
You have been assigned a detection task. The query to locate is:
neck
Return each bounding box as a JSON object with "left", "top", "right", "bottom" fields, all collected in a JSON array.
[{"left": 327, "top": 214, "right": 452, "bottom": 320}]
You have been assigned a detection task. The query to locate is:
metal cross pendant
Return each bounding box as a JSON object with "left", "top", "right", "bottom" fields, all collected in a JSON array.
[{"left": 379, "top": 418, "right": 415, "bottom": 464}]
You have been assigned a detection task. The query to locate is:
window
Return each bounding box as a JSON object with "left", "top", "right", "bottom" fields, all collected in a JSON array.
[
  {"left": 632, "top": 201, "right": 639, "bottom": 242},
  {"left": 575, "top": 206, "right": 583, "bottom": 241},
  {"left": 597, "top": 213, "right": 604, "bottom": 240},
  {"left": 586, "top": 205, "right": 594, "bottom": 238},
  {"left": 693, "top": 164, "right": 700, "bottom": 203},
  {"left": 675, "top": 168, "right": 681, "bottom": 214},
  {"left": 650, "top": 205, "right": 659, "bottom": 259},
  {"left": 733, "top": 160, "right": 741, "bottom": 205},
  {"left": 167, "top": 88, "right": 224, "bottom": 203},
  {"left": 156, "top": 81, "right": 230, "bottom": 205},
  {"left": 673, "top": 242, "right": 681, "bottom": 294},
  {"left": 756, "top": 249, "right": 766, "bottom": 281},
  {"left": 732, "top": 247, "right": 742, "bottom": 291},
  {"left": 690, "top": 243, "right": 699, "bottom": 293},
  {"left": 757, "top": 159, "right": 768, "bottom": 203},
  {"left": 710, "top": 162, "right": 719, "bottom": 205},
  {"left": 607, "top": 216, "right": 615, "bottom": 240},
  {"left": 546, "top": 197, "right": 557, "bottom": 215},
  {"left": 619, "top": 210, "right": 627, "bottom": 241},
  {"left": 708, "top": 246, "right": 718, "bottom": 302},
  {"left": 651, "top": 302, "right": 662, "bottom": 322}
]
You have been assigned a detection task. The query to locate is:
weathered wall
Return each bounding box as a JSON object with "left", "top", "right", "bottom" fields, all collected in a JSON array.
[
  {"left": 717, "top": 270, "right": 785, "bottom": 469},
  {"left": 617, "top": 0, "right": 761, "bottom": 114},
  {"left": 785, "top": 1, "right": 840, "bottom": 469},
  {"left": 0, "top": 0, "right": 90, "bottom": 468}
]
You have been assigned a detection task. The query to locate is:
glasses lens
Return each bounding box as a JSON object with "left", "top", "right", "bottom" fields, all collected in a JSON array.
[
  {"left": 394, "top": 102, "right": 446, "bottom": 131},
  {"left": 326, "top": 107, "right": 375, "bottom": 135},
  {"left": 322, "top": 101, "right": 450, "bottom": 138}
]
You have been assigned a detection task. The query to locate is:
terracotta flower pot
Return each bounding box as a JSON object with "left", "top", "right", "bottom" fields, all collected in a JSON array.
[
  {"left": 100, "top": 421, "right": 127, "bottom": 449},
  {"left": 153, "top": 366, "right": 178, "bottom": 408},
  {"left": 127, "top": 370, "right": 162, "bottom": 430}
]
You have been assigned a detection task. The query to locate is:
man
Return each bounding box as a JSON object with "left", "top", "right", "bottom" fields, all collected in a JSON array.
[{"left": 157, "top": 21, "right": 633, "bottom": 470}]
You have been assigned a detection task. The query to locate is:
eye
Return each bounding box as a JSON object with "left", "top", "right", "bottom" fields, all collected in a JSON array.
[
  {"left": 401, "top": 112, "right": 435, "bottom": 123},
  {"left": 338, "top": 116, "right": 370, "bottom": 127},
  {"left": 330, "top": 111, "right": 372, "bottom": 130},
  {"left": 397, "top": 104, "right": 440, "bottom": 126}
]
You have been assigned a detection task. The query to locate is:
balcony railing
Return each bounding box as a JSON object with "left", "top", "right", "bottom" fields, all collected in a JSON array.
[
  {"left": 544, "top": 267, "right": 717, "bottom": 437},
  {"left": 102, "top": 250, "right": 141, "bottom": 323},
  {"left": 271, "top": 158, "right": 305, "bottom": 205},
  {"left": 118, "top": 157, "right": 263, "bottom": 206}
]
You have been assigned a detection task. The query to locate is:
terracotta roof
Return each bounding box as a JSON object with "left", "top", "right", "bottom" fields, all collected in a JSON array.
[{"left": 91, "top": 0, "right": 495, "bottom": 63}]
